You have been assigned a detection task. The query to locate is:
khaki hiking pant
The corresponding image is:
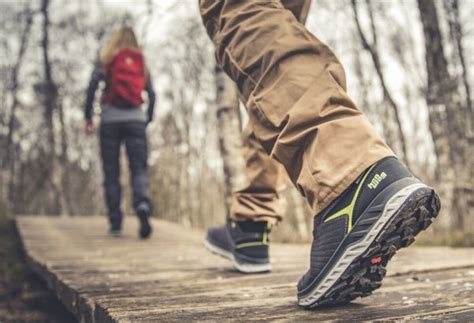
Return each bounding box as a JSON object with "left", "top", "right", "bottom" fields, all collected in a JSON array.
[
  {"left": 201, "top": 0, "right": 394, "bottom": 223},
  {"left": 231, "top": 0, "right": 312, "bottom": 224}
]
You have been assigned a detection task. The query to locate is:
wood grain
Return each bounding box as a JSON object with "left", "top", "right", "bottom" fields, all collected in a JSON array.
[{"left": 16, "top": 216, "right": 474, "bottom": 321}]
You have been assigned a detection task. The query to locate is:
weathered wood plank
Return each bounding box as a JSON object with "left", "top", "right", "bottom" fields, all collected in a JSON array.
[{"left": 16, "top": 216, "right": 474, "bottom": 321}]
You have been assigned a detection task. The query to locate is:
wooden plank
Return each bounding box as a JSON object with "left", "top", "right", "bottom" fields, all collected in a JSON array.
[{"left": 16, "top": 216, "right": 474, "bottom": 321}]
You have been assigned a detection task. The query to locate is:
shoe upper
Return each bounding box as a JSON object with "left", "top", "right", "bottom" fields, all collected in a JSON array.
[
  {"left": 206, "top": 221, "right": 235, "bottom": 252},
  {"left": 298, "top": 214, "right": 348, "bottom": 292},
  {"left": 136, "top": 201, "right": 152, "bottom": 239},
  {"left": 110, "top": 219, "right": 122, "bottom": 232},
  {"left": 136, "top": 201, "right": 151, "bottom": 217},
  {"left": 298, "top": 157, "right": 412, "bottom": 294},
  {"left": 206, "top": 220, "right": 271, "bottom": 262}
]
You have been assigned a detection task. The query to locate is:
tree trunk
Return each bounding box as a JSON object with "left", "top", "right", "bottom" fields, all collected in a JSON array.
[
  {"left": 443, "top": 0, "right": 472, "bottom": 116},
  {"left": 41, "top": 0, "right": 69, "bottom": 215},
  {"left": 58, "top": 100, "right": 73, "bottom": 215},
  {"left": 3, "top": 7, "right": 35, "bottom": 213},
  {"left": 215, "top": 66, "right": 245, "bottom": 217},
  {"left": 442, "top": 0, "right": 473, "bottom": 229},
  {"left": 288, "top": 185, "right": 309, "bottom": 240},
  {"left": 4, "top": 7, "right": 34, "bottom": 170},
  {"left": 417, "top": 0, "right": 471, "bottom": 230}
]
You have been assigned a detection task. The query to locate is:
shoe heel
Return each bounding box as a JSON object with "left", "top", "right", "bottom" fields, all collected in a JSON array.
[{"left": 138, "top": 212, "right": 152, "bottom": 239}]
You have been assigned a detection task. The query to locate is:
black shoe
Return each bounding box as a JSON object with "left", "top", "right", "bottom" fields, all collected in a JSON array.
[
  {"left": 136, "top": 202, "right": 152, "bottom": 239},
  {"left": 297, "top": 157, "right": 441, "bottom": 308},
  {"left": 109, "top": 219, "right": 122, "bottom": 237},
  {"left": 109, "top": 229, "right": 122, "bottom": 237},
  {"left": 204, "top": 220, "right": 272, "bottom": 273}
]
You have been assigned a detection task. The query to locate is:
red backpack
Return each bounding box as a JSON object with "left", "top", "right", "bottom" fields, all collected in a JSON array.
[{"left": 103, "top": 48, "right": 146, "bottom": 107}]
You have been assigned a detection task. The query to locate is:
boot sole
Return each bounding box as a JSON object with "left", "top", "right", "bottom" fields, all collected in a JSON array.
[
  {"left": 204, "top": 239, "right": 272, "bottom": 273},
  {"left": 298, "top": 183, "right": 440, "bottom": 308}
]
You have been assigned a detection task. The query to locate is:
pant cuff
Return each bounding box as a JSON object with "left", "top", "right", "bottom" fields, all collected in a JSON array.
[{"left": 231, "top": 214, "right": 282, "bottom": 224}]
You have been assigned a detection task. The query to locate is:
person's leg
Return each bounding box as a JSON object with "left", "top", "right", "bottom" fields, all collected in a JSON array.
[
  {"left": 100, "top": 123, "right": 123, "bottom": 234},
  {"left": 200, "top": 0, "right": 440, "bottom": 307},
  {"left": 206, "top": 125, "right": 285, "bottom": 273},
  {"left": 205, "top": 0, "right": 312, "bottom": 274},
  {"left": 231, "top": 125, "right": 286, "bottom": 224},
  {"left": 201, "top": 0, "right": 392, "bottom": 210},
  {"left": 124, "top": 121, "right": 153, "bottom": 239},
  {"left": 230, "top": 0, "right": 311, "bottom": 224}
]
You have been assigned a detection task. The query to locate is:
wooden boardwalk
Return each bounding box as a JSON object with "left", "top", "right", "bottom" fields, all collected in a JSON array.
[{"left": 16, "top": 216, "right": 474, "bottom": 322}]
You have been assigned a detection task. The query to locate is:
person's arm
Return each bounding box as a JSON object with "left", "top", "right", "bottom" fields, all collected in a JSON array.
[
  {"left": 84, "top": 61, "right": 103, "bottom": 126},
  {"left": 145, "top": 75, "right": 156, "bottom": 125}
]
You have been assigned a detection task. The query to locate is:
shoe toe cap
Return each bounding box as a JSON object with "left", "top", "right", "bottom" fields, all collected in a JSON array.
[
  {"left": 206, "top": 226, "right": 222, "bottom": 240},
  {"left": 297, "top": 271, "right": 310, "bottom": 292},
  {"left": 297, "top": 268, "right": 322, "bottom": 295},
  {"left": 206, "top": 225, "right": 233, "bottom": 250}
]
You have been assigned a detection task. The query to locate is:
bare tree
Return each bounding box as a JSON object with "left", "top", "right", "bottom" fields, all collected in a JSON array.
[
  {"left": 3, "top": 6, "right": 35, "bottom": 211},
  {"left": 351, "top": 0, "right": 410, "bottom": 168},
  {"left": 417, "top": 0, "right": 472, "bottom": 230},
  {"left": 4, "top": 8, "right": 34, "bottom": 166},
  {"left": 40, "top": 0, "right": 70, "bottom": 215},
  {"left": 288, "top": 184, "right": 309, "bottom": 240},
  {"left": 443, "top": 0, "right": 472, "bottom": 116}
]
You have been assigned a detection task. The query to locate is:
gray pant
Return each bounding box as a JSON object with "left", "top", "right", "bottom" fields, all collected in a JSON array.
[{"left": 100, "top": 122, "right": 152, "bottom": 226}]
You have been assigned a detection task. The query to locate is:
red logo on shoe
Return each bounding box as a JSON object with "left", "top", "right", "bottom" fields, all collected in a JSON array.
[{"left": 371, "top": 256, "right": 382, "bottom": 264}]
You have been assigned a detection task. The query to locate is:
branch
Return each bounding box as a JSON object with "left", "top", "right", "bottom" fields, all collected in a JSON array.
[
  {"left": 4, "top": 5, "right": 35, "bottom": 168},
  {"left": 140, "top": 0, "right": 154, "bottom": 49},
  {"left": 351, "top": 0, "right": 409, "bottom": 166},
  {"left": 41, "top": 0, "right": 53, "bottom": 85}
]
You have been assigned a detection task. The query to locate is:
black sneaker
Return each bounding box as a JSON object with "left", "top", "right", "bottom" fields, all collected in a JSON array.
[
  {"left": 136, "top": 202, "right": 152, "bottom": 239},
  {"left": 297, "top": 157, "right": 440, "bottom": 308},
  {"left": 204, "top": 220, "right": 272, "bottom": 273},
  {"left": 109, "top": 219, "right": 122, "bottom": 237}
]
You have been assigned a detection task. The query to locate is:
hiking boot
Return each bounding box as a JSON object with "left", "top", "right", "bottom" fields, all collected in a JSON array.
[
  {"left": 297, "top": 157, "right": 440, "bottom": 308},
  {"left": 204, "top": 220, "right": 272, "bottom": 273},
  {"left": 136, "top": 202, "right": 152, "bottom": 239}
]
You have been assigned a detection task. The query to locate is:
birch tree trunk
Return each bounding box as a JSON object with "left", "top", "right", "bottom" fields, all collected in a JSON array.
[{"left": 215, "top": 66, "right": 245, "bottom": 217}]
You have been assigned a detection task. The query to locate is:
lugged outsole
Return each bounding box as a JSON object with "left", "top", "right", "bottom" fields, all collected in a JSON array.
[{"left": 300, "top": 185, "right": 440, "bottom": 308}]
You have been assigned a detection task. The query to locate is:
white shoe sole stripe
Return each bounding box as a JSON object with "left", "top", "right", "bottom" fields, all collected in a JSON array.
[{"left": 203, "top": 239, "right": 272, "bottom": 273}]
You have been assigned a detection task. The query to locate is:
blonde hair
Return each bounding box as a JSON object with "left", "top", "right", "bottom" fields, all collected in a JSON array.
[{"left": 100, "top": 27, "right": 148, "bottom": 76}]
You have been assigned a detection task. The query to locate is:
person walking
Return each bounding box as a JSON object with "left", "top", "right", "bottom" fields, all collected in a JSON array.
[
  {"left": 84, "top": 27, "right": 155, "bottom": 239},
  {"left": 200, "top": 0, "right": 441, "bottom": 308}
]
